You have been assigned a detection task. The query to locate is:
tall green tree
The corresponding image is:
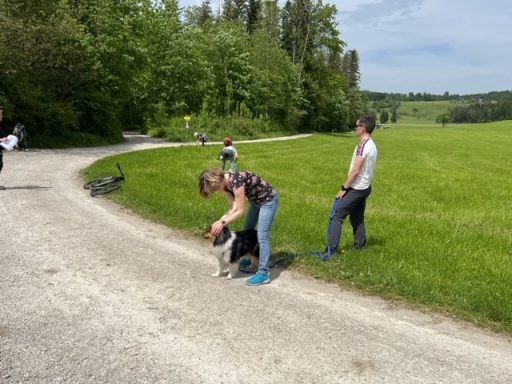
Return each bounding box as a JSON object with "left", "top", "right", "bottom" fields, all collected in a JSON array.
[
  {"left": 183, "top": 0, "right": 215, "bottom": 27},
  {"left": 380, "top": 110, "right": 389, "bottom": 124},
  {"left": 198, "top": 23, "right": 255, "bottom": 116},
  {"left": 247, "top": 0, "right": 261, "bottom": 34},
  {"left": 280, "top": 0, "right": 349, "bottom": 130},
  {"left": 1, "top": 0, "right": 360, "bottom": 142},
  {"left": 342, "top": 49, "right": 364, "bottom": 126},
  {"left": 0, "top": 0, "right": 124, "bottom": 142},
  {"left": 342, "top": 49, "right": 360, "bottom": 89},
  {"left": 246, "top": 1, "right": 302, "bottom": 125},
  {"left": 223, "top": 0, "right": 247, "bottom": 22},
  {"left": 70, "top": 0, "right": 160, "bottom": 132},
  {"left": 390, "top": 107, "right": 397, "bottom": 123},
  {"left": 280, "top": 0, "right": 313, "bottom": 70}
]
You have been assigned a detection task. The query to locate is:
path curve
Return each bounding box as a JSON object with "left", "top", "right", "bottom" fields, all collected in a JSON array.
[{"left": 1, "top": 133, "right": 511, "bottom": 384}]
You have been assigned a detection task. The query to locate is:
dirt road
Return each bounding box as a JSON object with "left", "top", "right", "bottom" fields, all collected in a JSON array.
[{"left": 1, "top": 133, "right": 511, "bottom": 383}]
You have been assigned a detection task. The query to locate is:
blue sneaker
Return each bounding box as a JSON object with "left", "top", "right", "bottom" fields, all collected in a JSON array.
[{"left": 246, "top": 272, "right": 271, "bottom": 286}]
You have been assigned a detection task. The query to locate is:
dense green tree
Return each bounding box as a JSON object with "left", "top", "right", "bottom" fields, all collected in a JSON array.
[
  {"left": 280, "top": 1, "right": 294, "bottom": 57},
  {"left": 380, "top": 110, "right": 389, "bottom": 124},
  {"left": 247, "top": 0, "right": 261, "bottom": 34},
  {"left": 448, "top": 98, "right": 512, "bottom": 123},
  {"left": 223, "top": 0, "right": 247, "bottom": 22},
  {"left": 280, "top": 0, "right": 313, "bottom": 69},
  {"left": 258, "top": 0, "right": 280, "bottom": 42},
  {"left": 342, "top": 49, "right": 360, "bottom": 89},
  {"left": 183, "top": 0, "right": 215, "bottom": 28},
  {"left": 279, "top": 0, "right": 352, "bottom": 131},
  {"left": 199, "top": 23, "right": 255, "bottom": 116},
  {"left": 342, "top": 49, "right": 364, "bottom": 126},
  {"left": 200, "top": 0, "right": 214, "bottom": 25},
  {"left": 0, "top": 0, "right": 369, "bottom": 144},
  {"left": 248, "top": 15, "right": 302, "bottom": 125},
  {"left": 436, "top": 112, "right": 450, "bottom": 127},
  {"left": 0, "top": 0, "right": 123, "bottom": 142},
  {"left": 73, "top": 0, "right": 163, "bottom": 131},
  {"left": 390, "top": 107, "right": 397, "bottom": 123}
]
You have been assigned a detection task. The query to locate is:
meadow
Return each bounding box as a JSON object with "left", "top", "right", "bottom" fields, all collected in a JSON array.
[
  {"left": 397, "top": 100, "right": 463, "bottom": 123},
  {"left": 84, "top": 121, "right": 512, "bottom": 333}
]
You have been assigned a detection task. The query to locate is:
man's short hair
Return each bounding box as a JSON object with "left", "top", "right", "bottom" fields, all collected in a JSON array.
[{"left": 359, "top": 116, "right": 376, "bottom": 134}]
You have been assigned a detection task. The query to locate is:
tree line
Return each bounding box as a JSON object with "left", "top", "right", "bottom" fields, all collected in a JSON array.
[
  {"left": 367, "top": 90, "right": 512, "bottom": 103},
  {"left": 448, "top": 99, "right": 512, "bottom": 123},
  {"left": 368, "top": 89, "right": 512, "bottom": 124},
  {"left": 0, "top": 0, "right": 364, "bottom": 146}
]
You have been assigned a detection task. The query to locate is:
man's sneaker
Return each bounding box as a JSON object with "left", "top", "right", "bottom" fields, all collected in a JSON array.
[
  {"left": 246, "top": 271, "right": 271, "bottom": 286},
  {"left": 319, "top": 251, "right": 334, "bottom": 261},
  {"left": 310, "top": 248, "right": 336, "bottom": 261}
]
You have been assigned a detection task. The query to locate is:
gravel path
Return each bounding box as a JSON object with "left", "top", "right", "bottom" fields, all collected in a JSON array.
[{"left": 1, "top": 133, "right": 511, "bottom": 384}]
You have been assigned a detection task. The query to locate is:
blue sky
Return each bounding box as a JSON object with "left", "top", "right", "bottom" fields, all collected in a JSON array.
[{"left": 178, "top": 0, "right": 512, "bottom": 95}]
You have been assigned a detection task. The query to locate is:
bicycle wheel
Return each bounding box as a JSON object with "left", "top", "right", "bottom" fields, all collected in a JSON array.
[
  {"left": 83, "top": 175, "right": 116, "bottom": 190},
  {"left": 90, "top": 179, "right": 124, "bottom": 196}
]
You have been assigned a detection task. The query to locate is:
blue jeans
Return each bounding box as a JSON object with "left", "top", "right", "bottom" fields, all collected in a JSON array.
[
  {"left": 221, "top": 160, "right": 237, "bottom": 172},
  {"left": 244, "top": 193, "right": 279, "bottom": 274}
]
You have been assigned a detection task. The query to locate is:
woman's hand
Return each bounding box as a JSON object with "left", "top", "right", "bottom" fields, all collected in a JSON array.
[{"left": 210, "top": 220, "right": 225, "bottom": 236}]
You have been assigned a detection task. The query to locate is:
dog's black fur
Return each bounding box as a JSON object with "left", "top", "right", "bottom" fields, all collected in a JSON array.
[{"left": 204, "top": 226, "right": 259, "bottom": 279}]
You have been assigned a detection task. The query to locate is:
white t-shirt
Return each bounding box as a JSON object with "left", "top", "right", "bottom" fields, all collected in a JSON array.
[
  {"left": 349, "top": 138, "right": 378, "bottom": 190},
  {"left": 0, "top": 135, "right": 18, "bottom": 151}
]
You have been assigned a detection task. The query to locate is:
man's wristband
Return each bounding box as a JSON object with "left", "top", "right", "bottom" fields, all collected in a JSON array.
[
  {"left": 341, "top": 185, "right": 348, "bottom": 191},
  {"left": 221, "top": 220, "right": 227, "bottom": 226}
]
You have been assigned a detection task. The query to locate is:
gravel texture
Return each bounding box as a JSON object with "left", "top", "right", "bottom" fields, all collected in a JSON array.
[{"left": 1, "top": 133, "right": 511, "bottom": 384}]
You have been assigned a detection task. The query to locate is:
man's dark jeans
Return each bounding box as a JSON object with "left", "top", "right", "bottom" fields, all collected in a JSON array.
[{"left": 326, "top": 186, "right": 372, "bottom": 255}]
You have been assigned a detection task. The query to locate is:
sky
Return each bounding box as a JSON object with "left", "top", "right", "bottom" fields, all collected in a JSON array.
[{"left": 178, "top": 0, "right": 512, "bottom": 95}]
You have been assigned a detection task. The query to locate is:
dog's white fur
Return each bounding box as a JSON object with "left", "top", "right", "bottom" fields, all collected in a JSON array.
[
  {"left": 211, "top": 231, "right": 240, "bottom": 279},
  {"left": 208, "top": 229, "right": 259, "bottom": 280}
]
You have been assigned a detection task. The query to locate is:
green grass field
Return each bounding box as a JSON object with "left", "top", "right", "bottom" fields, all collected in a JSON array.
[
  {"left": 84, "top": 120, "right": 512, "bottom": 333},
  {"left": 396, "top": 100, "right": 465, "bottom": 123}
]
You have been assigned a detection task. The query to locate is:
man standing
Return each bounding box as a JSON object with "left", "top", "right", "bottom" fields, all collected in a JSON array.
[{"left": 318, "top": 116, "right": 378, "bottom": 261}]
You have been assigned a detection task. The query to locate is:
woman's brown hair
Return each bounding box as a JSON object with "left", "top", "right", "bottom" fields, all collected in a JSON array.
[{"left": 199, "top": 169, "right": 225, "bottom": 198}]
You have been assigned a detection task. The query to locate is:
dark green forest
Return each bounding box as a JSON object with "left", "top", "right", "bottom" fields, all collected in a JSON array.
[{"left": 0, "top": 0, "right": 365, "bottom": 147}]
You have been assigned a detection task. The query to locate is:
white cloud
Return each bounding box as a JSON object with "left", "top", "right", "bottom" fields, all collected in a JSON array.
[
  {"left": 178, "top": 0, "right": 512, "bottom": 94},
  {"left": 338, "top": 0, "right": 512, "bottom": 93}
]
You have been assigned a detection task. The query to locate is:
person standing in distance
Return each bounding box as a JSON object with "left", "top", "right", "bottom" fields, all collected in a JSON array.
[
  {"left": 317, "top": 116, "right": 378, "bottom": 261},
  {"left": 219, "top": 137, "right": 239, "bottom": 172}
]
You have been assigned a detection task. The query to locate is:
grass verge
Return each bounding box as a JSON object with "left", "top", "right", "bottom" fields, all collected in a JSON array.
[{"left": 84, "top": 121, "right": 512, "bottom": 334}]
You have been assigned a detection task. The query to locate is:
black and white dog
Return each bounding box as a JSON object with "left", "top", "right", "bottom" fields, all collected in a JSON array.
[
  {"left": 203, "top": 226, "right": 259, "bottom": 279},
  {"left": 12, "top": 123, "right": 28, "bottom": 151}
]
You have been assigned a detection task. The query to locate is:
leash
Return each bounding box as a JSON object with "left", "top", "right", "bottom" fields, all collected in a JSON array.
[{"left": 269, "top": 254, "right": 297, "bottom": 269}]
